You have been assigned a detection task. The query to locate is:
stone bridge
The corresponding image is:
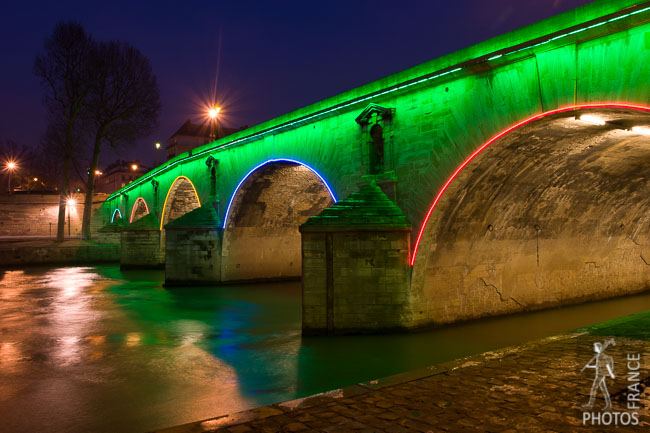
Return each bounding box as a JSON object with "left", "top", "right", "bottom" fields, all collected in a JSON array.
[{"left": 98, "top": 0, "right": 650, "bottom": 334}]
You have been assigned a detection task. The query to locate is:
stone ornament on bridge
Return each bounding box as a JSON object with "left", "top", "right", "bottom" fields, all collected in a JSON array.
[{"left": 356, "top": 104, "right": 397, "bottom": 200}]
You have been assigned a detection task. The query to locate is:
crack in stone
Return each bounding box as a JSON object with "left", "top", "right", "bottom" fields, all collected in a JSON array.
[
  {"left": 628, "top": 236, "right": 642, "bottom": 246},
  {"left": 479, "top": 278, "right": 526, "bottom": 308},
  {"left": 641, "top": 254, "right": 650, "bottom": 266}
]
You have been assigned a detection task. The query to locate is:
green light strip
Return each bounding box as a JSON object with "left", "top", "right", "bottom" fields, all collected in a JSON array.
[
  {"left": 503, "top": 5, "right": 650, "bottom": 56},
  {"left": 107, "top": 4, "right": 650, "bottom": 202}
]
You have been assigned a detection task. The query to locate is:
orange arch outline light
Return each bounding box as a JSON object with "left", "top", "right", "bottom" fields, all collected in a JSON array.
[
  {"left": 410, "top": 103, "right": 650, "bottom": 266},
  {"left": 130, "top": 197, "right": 150, "bottom": 223},
  {"left": 159, "top": 176, "right": 202, "bottom": 230}
]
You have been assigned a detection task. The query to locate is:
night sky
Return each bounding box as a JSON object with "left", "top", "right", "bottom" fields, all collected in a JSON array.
[{"left": 1, "top": 0, "right": 592, "bottom": 168}]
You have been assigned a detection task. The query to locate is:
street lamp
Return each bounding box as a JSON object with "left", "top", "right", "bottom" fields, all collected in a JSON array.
[
  {"left": 155, "top": 142, "right": 161, "bottom": 166},
  {"left": 66, "top": 198, "right": 76, "bottom": 237},
  {"left": 208, "top": 106, "right": 221, "bottom": 140},
  {"left": 5, "top": 161, "right": 17, "bottom": 194},
  {"left": 131, "top": 164, "right": 138, "bottom": 171}
]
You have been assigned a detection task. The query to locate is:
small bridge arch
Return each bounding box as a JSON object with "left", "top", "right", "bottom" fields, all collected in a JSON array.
[{"left": 130, "top": 197, "right": 150, "bottom": 223}]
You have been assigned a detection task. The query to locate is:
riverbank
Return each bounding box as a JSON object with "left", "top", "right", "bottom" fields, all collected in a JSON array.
[
  {"left": 0, "top": 239, "right": 118, "bottom": 267},
  {"left": 156, "top": 310, "right": 650, "bottom": 432}
]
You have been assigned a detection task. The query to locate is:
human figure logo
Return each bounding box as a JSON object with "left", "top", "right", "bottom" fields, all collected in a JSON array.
[
  {"left": 581, "top": 338, "right": 615, "bottom": 410},
  {"left": 580, "top": 338, "right": 642, "bottom": 426}
]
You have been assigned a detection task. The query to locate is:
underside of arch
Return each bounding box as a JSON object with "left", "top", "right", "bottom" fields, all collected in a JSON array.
[
  {"left": 222, "top": 161, "right": 335, "bottom": 282},
  {"left": 410, "top": 106, "right": 650, "bottom": 325},
  {"left": 111, "top": 208, "right": 122, "bottom": 223},
  {"left": 130, "top": 197, "right": 149, "bottom": 223},
  {"left": 161, "top": 176, "right": 201, "bottom": 229}
]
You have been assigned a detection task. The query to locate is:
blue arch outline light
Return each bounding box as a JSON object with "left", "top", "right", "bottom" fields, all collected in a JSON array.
[
  {"left": 222, "top": 158, "right": 337, "bottom": 229},
  {"left": 111, "top": 208, "right": 122, "bottom": 223}
]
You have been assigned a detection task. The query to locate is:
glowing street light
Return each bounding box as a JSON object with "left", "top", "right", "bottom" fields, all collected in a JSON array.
[
  {"left": 155, "top": 141, "right": 161, "bottom": 166},
  {"left": 66, "top": 197, "right": 76, "bottom": 236},
  {"left": 131, "top": 164, "right": 138, "bottom": 171},
  {"left": 5, "top": 160, "right": 17, "bottom": 194},
  {"left": 208, "top": 107, "right": 221, "bottom": 119},
  {"left": 208, "top": 106, "right": 221, "bottom": 140}
]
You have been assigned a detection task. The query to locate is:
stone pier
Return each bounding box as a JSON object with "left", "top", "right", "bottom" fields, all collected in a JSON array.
[
  {"left": 300, "top": 182, "right": 412, "bottom": 335},
  {"left": 164, "top": 202, "right": 222, "bottom": 286},
  {"left": 120, "top": 212, "right": 164, "bottom": 269}
]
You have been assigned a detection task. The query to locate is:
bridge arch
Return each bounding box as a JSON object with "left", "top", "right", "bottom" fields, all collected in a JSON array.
[
  {"left": 222, "top": 158, "right": 336, "bottom": 282},
  {"left": 160, "top": 176, "right": 201, "bottom": 229},
  {"left": 130, "top": 197, "right": 150, "bottom": 223},
  {"left": 111, "top": 208, "right": 122, "bottom": 223},
  {"left": 410, "top": 103, "right": 650, "bottom": 325}
]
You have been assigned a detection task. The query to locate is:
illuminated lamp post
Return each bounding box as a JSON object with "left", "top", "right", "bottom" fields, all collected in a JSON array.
[
  {"left": 6, "top": 161, "right": 16, "bottom": 194},
  {"left": 208, "top": 106, "right": 221, "bottom": 140},
  {"left": 155, "top": 142, "right": 161, "bottom": 166},
  {"left": 66, "top": 198, "right": 76, "bottom": 237}
]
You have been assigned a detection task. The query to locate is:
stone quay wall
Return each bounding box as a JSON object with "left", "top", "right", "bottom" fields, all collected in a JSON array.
[{"left": 0, "top": 193, "right": 108, "bottom": 239}]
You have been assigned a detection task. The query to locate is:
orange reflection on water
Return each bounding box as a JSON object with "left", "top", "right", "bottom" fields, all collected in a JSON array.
[{"left": 126, "top": 333, "right": 141, "bottom": 347}]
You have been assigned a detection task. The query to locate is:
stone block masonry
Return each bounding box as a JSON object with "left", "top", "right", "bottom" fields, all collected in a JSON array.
[
  {"left": 0, "top": 193, "right": 109, "bottom": 239},
  {"left": 120, "top": 212, "right": 164, "bottom": 269},
  {"left": 0, "top": 240, "right": 119, "bottom": 266},
  {"left": 164, "top": 203, "right": 222, "bottom": 285},
  {"left": 300, "top": 183, "right": 412, "bottom": 335}
]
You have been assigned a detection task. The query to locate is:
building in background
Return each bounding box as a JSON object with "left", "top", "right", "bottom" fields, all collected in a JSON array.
[
  {"left": 166, "top": 120, "right": 246, "bottom": 161},
  {"left": 95, "top": 160, "right": 149, "bottom": 194}
]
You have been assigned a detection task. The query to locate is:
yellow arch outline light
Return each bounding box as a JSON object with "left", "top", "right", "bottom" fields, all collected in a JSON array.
[
  {"left": 130, "top": 197, "right": 150, "bottom": 223},
  {"left": 159, "top": 175, "right": 202, "bottom": 230}
]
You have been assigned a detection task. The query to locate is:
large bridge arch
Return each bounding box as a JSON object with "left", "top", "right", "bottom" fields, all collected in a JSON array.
[
  {"left": 221, "top": 159, "right": 336, "bottom": 282},
  {"left": 410, "top": 104, "right": 650, "bottom": 325}
]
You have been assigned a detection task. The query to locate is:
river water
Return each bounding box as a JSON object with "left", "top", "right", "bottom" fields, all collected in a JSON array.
[{"left": 1, "top": 265, "right": 649, "bottom": 433}]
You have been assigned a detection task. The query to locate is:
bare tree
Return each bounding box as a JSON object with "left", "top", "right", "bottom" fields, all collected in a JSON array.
[
  {"left": 80, "top": 40, "right": 161, "bottom": 239},
  {"left": 34, "top": 22, "right": 94, "bottom": 241}
]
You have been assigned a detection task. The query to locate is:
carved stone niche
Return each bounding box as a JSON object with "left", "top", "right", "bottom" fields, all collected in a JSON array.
[{"left": 355, "top": 104, "right": 397, "bottom": 202}]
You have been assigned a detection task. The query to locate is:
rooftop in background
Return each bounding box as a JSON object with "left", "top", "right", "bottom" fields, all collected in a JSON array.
[
  {"left": 95, "top": 160, "right": 150, "bottom": 194},
  {"left": 166, "top": 120, "right": 247, "bottom": 161}
]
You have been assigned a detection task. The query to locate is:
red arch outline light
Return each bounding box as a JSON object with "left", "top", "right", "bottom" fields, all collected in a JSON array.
[
  {"left": 130, "top": 197, "right": 150, "bottom": 223},
  {"left": 410, "top": 103, "right": 650, "bottom": 266}
]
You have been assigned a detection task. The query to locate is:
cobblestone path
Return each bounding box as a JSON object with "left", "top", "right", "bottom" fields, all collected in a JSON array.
[{"left": 157, "top": 315, "right": 650, "bottom": 433}]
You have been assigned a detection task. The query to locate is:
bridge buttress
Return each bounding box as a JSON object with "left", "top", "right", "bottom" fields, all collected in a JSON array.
[{"left": 300, "top": 182, "right": 413, "bottom": 335}]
